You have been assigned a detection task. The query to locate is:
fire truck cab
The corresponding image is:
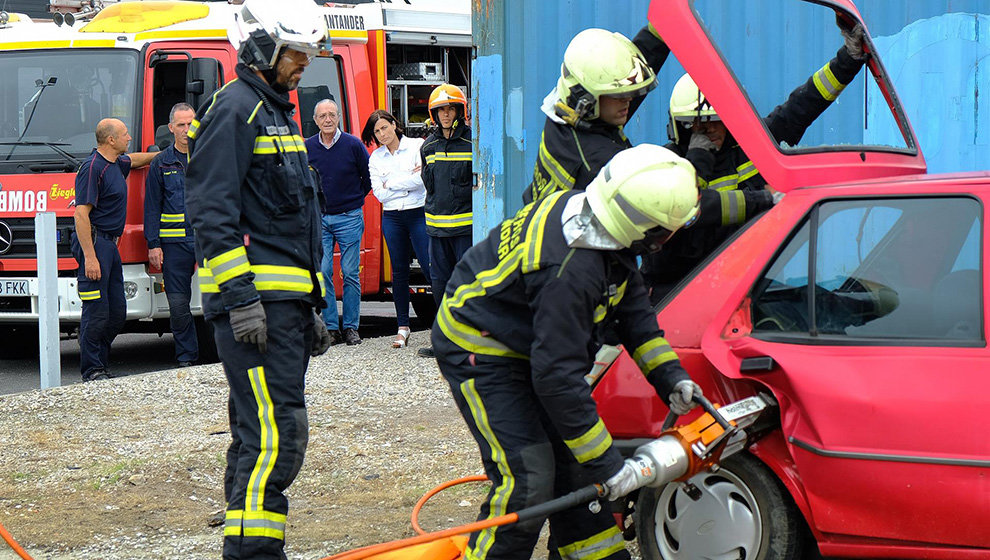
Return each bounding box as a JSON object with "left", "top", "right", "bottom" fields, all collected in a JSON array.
[{"left": 0, "top": 0, "right": 471, "bottom": 358}]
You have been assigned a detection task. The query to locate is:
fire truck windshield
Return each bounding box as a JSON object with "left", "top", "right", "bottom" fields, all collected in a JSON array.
[{"left": 0, "top": 49, "right": 139, "bottom": 170}]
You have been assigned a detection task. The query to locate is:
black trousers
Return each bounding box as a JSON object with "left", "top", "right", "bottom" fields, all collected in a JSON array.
[
  {"left": 433, "top": 335, "right": 629, "bottom": 560},
  {"left": 212, "top": 300, "right": 314, "bottom": 560}
]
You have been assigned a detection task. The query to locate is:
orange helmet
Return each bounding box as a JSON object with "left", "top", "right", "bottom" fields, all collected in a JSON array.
[{"left": 428, "top": 84, "right": 467, "bottom": 126}]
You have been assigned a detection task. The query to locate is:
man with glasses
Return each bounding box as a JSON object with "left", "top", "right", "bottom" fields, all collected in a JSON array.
[
  {"left": 305, "top": 98, "right": 371, "bottom": 345},
  {"left": 523, "top": 23, "right": 669, "bottom": 204}
]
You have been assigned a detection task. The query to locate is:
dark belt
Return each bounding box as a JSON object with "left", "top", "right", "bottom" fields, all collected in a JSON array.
[{"left": 91, "top": 227, "right": 121, "bottom": 244}]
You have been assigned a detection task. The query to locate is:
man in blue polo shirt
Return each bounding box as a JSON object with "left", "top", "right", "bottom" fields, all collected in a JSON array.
[
  {"left": 72, "top": 118, "right": 154, "bottom": 382},
  {"left": 145, "top": 102, "right": 199, "bottom": 368},
  {"left": 305, "top": 98, "right": 371, "bottom": 346}
]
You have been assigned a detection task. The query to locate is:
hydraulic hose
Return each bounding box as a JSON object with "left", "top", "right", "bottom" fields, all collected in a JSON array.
[
  {"left": 323, "top": 483, "right": 603, "bottom": 560},
  {"left": 411, "top": 474, "right": 489, "bottom": 535},
  {"left": 0, "top": 521, "right": 33, "bottom": 560}
]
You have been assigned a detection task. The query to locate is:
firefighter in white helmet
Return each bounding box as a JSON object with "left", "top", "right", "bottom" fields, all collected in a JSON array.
[
  {"left": 523, "top": 22, "right": 670, "bottom": 204},
  {"left": 184, "top": 0, "right": 331, "bottom": 557},
  {"left": 643, "top": 17, "right": 869, "bottom": 303},
  {"left": 433, "top": 145, "right": 704, "bottom": 560}
]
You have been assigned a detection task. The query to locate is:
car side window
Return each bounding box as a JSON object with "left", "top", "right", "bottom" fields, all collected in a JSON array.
[{"left": 752, "top": 197, "right": 983, "bottom": 343}]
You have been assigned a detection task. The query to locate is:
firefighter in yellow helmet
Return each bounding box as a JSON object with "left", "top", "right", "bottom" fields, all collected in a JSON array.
[
  {"left": 418, "top": 84, "right": 473, "bottom": 358},
  {"left": 642, "top": 18, "right": 869, "bottom": 303},
  {"left": 523, "top": 22, "right": 670, "bottom": 204},
  {"left": 433, "top": 144, "right": 704, "bottom": 560}
]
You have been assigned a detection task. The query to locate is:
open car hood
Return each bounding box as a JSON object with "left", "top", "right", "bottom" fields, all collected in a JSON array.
[{"left": 649, "top": 0, "right": 926, "bottom": 192}]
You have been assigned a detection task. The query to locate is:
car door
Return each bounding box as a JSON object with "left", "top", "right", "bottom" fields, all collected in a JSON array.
[{"left": 702, "top": 192, "right": 990, "bottom": 547}]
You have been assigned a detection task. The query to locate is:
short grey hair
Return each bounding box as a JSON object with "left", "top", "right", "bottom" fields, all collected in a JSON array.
[
  {"left": 169, "top": 102, "right": 195, "bottom": 123},
  {"left": 313, "top": 98, "right": 338, "bottom": 118}
]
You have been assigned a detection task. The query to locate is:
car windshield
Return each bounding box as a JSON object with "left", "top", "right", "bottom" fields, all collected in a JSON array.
[
  {"left": 0, "top": 50, "right": 139, "bottom": 167},
  {"left": 692, "top": 0, "right": 913, "bottom": 153}
]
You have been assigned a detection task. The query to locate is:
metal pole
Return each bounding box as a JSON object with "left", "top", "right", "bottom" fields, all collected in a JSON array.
[{"left": 35, "top": 212, "right": 61, "bottom": 389}]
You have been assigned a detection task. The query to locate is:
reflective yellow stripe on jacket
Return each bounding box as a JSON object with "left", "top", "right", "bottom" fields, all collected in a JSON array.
[
  {"left": 437, "top": 192, "right": 564, "bottom": 359},
  {"left": 253, "top": 134, "right": 306, "bottom": 155},
  {"left": 557, "top": 525, "right": 626, "bottom": 560},
  {"left": 812, "top": 61, "right": 845, "bottom": 101},
  {"left": 631, "top": 337, "right": 678, "bottom": 374},
  {"left": 159, "top": 213, "right": 187, "bottom": 238},
  {"left": 425, "top": 211, "right": 473, "bottom": 229},
  {"left": 424, "top": 151, "right": 472, "bottom": 164},
  {"left": 198, "top": 263, "right": 316, "bottom": 294},
  {"left": 564, "top": 417, "right": 612, "bottom": 463}
]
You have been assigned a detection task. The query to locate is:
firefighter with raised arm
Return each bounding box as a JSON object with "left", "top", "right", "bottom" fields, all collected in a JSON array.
[
  {"left": 433, "top": 144, "right": 705, "bottom": 559},
  {"left": 523, "top": 22, "right": 670, "bottom": 204},
  {"left": 643, "top": 17, "right": 869, "bottom": 302},
  {"left": 183, "top": 1, "right": 331, "bottom": 557}
]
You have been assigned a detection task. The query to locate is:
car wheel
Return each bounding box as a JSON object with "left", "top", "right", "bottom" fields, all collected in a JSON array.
[
  {"left": 0, "top": 325, "right": 40, "bottom": 359},
  {"left": 635, "top": 453, "right": 806, "bottom": 560}
]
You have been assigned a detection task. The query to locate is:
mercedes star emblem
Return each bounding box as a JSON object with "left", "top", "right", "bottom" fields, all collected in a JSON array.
[{"left": 0, "top": 221, "right": 13, "bottom": 255}]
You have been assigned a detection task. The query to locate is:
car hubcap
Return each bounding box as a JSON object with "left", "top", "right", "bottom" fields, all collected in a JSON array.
[{"left": 655, "top": 468, "right": 762, "bottom": 560}]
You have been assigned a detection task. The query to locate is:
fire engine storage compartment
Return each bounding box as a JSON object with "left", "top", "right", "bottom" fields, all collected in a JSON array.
[{"left": 380, "top": 0, "right": 471, "bottom": 138}]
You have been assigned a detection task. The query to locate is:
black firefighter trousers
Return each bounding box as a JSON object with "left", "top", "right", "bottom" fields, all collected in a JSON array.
[
  {"left": 434, "top": 341, "right": 628, "bottom": 560},
  {"left": 212, "top": 299, "right": 314, "bottom": 560}
]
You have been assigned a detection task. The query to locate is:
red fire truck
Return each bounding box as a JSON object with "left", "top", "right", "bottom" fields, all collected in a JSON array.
[{"left": 0, "top": 0, "right": 471, "bottom": 358}]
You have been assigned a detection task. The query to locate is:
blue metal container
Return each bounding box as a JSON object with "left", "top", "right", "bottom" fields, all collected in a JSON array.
[{"left": 472, "top": 0, "right": 990, "bottom": 235}]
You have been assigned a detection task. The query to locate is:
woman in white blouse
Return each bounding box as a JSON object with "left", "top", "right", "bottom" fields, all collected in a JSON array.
[{"left": 362, "top": 110, "right": 432, "bottom": 348}]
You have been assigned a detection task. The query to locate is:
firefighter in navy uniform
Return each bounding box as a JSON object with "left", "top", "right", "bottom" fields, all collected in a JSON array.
[
  {"left": 642, "top": 19, "right": 869, "bottom": 303},
  {"left": 523, "top": 23, "right": 669, "bottom": 204},
  {"left": 433, "top": 144, "right": 705, "bottom": 559},
  {"left": 184, "top": 1, "right": 331, "bottom": 558},
  {"left": 419, "top": 83, "right": 473, "bottom": 358},
  {"left": 71, "top": 118, "right": 155, "bottom": 382},
  {"left": 144, "top": 102, "right": 198, "bottom": 367}
]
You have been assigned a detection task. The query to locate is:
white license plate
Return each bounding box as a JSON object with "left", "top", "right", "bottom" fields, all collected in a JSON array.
[{"left": 0, "top": 279, "right": 30, "bottom": 297}]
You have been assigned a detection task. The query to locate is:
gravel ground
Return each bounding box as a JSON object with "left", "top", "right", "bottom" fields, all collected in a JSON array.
[
  {"left": 0, "top": 331, "right": 645, "bottom": 560},
  {"left": 0, "top": 331, "right": 491, "bottom": 560}
]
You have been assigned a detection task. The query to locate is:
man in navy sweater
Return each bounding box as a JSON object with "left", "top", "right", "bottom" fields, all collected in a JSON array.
[{"left": 305, "top": 99, "right": 371, "bottom": 345}]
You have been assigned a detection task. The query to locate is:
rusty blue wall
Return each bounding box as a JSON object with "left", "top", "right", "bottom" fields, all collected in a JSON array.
[{"left": 472, "top": 0, "right": 990, "bottom": 235}]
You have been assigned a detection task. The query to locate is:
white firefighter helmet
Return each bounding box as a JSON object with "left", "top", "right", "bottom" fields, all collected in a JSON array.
[
  {"left": 668, "top": 73, "right": 720, "bottom": 143},
  {"left": 555, "top": 28, "right": 656, "bottom": 124},
  {"left": 586, "top": 144, "right": 699, "bottom": 251},
  {"left": 227, "top": 0, "right": 329, "bottom": 71}
]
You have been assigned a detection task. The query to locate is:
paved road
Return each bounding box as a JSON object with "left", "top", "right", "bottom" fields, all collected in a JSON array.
[{"left": 0, "top": 302, "right": 430, "bottom": 396}]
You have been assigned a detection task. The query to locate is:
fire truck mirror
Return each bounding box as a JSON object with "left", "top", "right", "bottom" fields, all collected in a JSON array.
[{"left": 186, "top": 58, "right": 221, "bottom": 112}]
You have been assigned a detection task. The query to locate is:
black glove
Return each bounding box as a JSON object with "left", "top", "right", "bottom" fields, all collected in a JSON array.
[
  {"left": 229, "top": 300, "right": 267, "bottom": 353},
  {"left": 311, "top": 311, "right": 330, "bottom": 356}
]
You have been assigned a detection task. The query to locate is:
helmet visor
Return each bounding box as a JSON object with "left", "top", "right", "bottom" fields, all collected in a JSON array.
[
  {"left": 630, "top": 225, "right": 677, "bottom": 254},
  {"left": 673, "top": 114, "right": 721, "bottom": 128}
]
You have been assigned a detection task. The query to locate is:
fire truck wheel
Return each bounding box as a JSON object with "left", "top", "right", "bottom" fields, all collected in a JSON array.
[
  {"left": 194, "top": 317, "right": 220, "bottom": 364},
  {"left": 0, "top": 326, "right": 39, "bottom": 359},
  {"left": 635, "top": 453, "right": 811, "bottom": 560}
]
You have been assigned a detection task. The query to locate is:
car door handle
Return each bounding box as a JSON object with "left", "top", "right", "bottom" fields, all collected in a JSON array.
[{"left": 739, "top": 355, "right": 776, "bottom": 373}]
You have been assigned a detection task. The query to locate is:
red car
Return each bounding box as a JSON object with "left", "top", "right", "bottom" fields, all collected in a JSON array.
[{"left": 592, "top": 0, "right": 990, "bottom": 558}]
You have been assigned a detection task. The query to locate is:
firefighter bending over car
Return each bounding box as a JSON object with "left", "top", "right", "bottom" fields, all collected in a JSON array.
[
  {"left": 433, "top": 144, "right": 705, "bottom": 559},
  {"left": 523, "top": 22, "right": 669, "bottom": 204},
  {"left": 642, "top": 17, "right": 869, "bottom": 303},
  {"left": 184, "top": 0, "right": 331, "bottom": 558}
]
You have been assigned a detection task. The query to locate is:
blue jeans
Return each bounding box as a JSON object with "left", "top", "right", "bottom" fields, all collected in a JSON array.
[
  {"left": 382, "top": 207, "right": 431, "bottom": 328},
  {"left": 321, "top": 208, "right": 364, "bottom": 331}
]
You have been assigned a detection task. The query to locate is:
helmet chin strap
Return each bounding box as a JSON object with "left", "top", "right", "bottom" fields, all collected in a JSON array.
[{"left": 562, "top": 194, "right": 626, "bottom": 251}]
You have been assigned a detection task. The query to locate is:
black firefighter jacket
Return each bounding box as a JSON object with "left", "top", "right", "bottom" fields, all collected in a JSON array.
[
  {"left": 643, "top": 46, "right": 866, "bottom": 293},
  {"left": 185, "top": 64, "right": 324, "bottom": 319},
  {"left": 523, "top": 25, "right": 671, "bottom": 204},
  {"left": 435, "top": 190, "right": 689, "bottom": 481},
  {"left": 422, "top": 122, "right": 473, "bottom": 237}
]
